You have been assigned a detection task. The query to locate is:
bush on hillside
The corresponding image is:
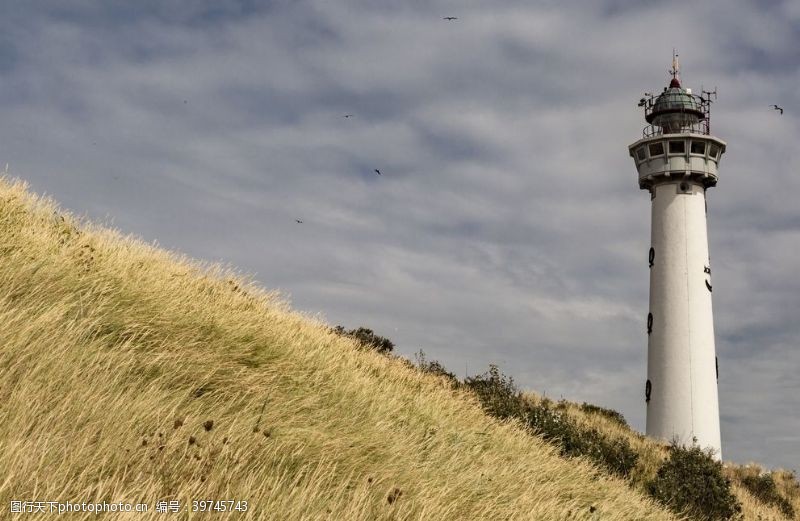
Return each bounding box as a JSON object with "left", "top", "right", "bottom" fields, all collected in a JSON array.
[
  {"left": 464, "top": 366, "right": 638, "bottom": 478},
  {"left": 414, "top": 350, "right": 459, "bottom": 385},
  {"left": 647, "top": 441, "right": 741, "bottom": 521},
  {"left": 464, "top": 365, "right": 527, "bottom": 419},
  {"left": 333, "top": 326, "right": 394, "bottom": 354},
  {"left": 525, "top": 399, "right": 638, "bottom": 478},
  {"left": 774, "top": 470, "right": 800, "bottom": 507},
  {"left": 579, "top": 402, "right": 628, "bottom": 428},
  {"left": 740, "top": 474, "right": 794, "bottom": 519}
]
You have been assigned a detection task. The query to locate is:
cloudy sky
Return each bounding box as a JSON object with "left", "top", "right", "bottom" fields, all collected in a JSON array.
[{"left": 1, "top": 0, "right": 798, "bottom": 469}]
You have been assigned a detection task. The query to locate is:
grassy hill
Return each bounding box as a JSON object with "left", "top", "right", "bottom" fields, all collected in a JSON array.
[{"left": 0, "top": 176, "right": 796, "bottom": 520}]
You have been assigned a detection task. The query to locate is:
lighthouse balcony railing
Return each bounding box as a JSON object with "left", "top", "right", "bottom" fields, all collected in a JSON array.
[{"left": 642, "top": 121, "right": 710, "bottom": 138}]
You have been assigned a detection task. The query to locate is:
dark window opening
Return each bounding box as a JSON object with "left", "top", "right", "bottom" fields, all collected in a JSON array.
[
  {"left": 691, "top": 141, "right": 706, "bottom": 155},
  {"left": 649, "top": 247, "right": 655, "bottom": 268},
  {"left": 647, "top": 312, "right": 653, "bottom": 334},
  {"left": 648, "top": 142, "right": 664, "bottom": 157},
  {"left": 669, "top": 140, "right": 685, "bottom": 154},
  {"left": 716, "top": 357, "right": 719, "bottom": 380},
  {"left": 636, "top": 147, "right": 646, "bottom": 161},
  {"left": 645, "top": 380, "right": 652, "bottom": 403}
]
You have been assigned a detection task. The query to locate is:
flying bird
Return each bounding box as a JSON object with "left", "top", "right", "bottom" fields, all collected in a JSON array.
[
  {"left": 771, "top": 105, "right": 783, "bottom": 114},
  {"left": 374, "top": 169, "right": 382, "bottom": 176},
  {"left": 343, "top": 114, "right": 354, "bottom": 118},
  {"left": 443, "top": 16, "right": 458, "bottom": 20},
  {"left": 295, "top": 219, "right": 303, "bottom": 224}
]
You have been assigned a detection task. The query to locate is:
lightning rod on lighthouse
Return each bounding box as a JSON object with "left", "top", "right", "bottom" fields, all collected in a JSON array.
[{"left": 628, "top": 53, "right": 725, "bottom": 459}]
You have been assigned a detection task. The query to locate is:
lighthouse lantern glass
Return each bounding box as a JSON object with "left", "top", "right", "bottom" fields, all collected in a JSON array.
[
  {"left": 669, "top": 141, "right": 685, "bottom": 154},
  {"left": 649, "top": 142, "right": 664, "bottom": 156}
]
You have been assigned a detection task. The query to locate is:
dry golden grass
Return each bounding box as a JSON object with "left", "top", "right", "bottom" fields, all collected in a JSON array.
[{"left": 0, "top": 176, "right": 682, "bottom": 520}]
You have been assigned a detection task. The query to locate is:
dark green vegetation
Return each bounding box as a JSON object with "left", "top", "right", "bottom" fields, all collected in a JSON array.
[
  {"left": 579, "top": 402, "right": 629, "bottom": 428},
  {"left": 740, "top": 474, "right": 795, "bottom": 519},
  {"left": 463, "top": 365, "right": 639, "bottom": 479},
  {"left": 413, "top": 350, "right": 458, "bottom": 383},
  {"left": 647, "top": 442, "right": 741, "bottom": 521},
  {"left": 332, "top": 326, "right": 395, "bottom": 354}
]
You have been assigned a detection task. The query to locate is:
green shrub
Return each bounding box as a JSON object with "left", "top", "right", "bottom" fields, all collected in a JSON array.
[
  {"left": 740, "top": 474, "right": 794, "bottom": 519},
  {"left": 579, "top": 402, "right": 628, "bottom": 427},
  {"left": 647, "top": 441, "right": 741, "bottom": 520},
  {"left": 523, "top": 400, "right": 638, "bottom": 478},
  {"left": 464, "top": 365, "right": 526, "bottom": 419},
  {"left": 333, "top": 326, "right": 394, "bottom": 354},
  {"left": 414, "top": 350, "right": 459, "bottom": 385},
  {"left": 464, "top": 366, "right": 638, "bottom": 478},
  {"left": 777, "top": 470, "right": 800, "bottom": 507}
]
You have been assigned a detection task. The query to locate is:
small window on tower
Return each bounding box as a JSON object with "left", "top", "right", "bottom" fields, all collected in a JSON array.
[
  {"left": 636, "top": 147, "right": 646, "bottom": 161},
  {"left": 649, "top": 142, "right": 664, "bottom": 157},
  {"left": 709, "top": 144, "right": 720, "bottom": 159},
  {"left": 690, "top": 141, "right": 706, "bottom": 155},
  {"left": 669, "top": 140, "right": 685, "bottom": 154}
]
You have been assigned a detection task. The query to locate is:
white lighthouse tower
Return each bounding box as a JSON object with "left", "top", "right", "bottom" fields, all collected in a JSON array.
[{"left": 628, "top": 54, "right": 725, "bottom": 458}]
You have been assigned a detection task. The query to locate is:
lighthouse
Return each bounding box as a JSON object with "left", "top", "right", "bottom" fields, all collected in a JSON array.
[{"left": 628, "top": 54, "right": 725, "bottom": 458}]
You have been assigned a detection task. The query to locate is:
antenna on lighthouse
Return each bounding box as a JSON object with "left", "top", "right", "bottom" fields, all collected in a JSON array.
[
  {"left": 671, "top": 50, "right": 679, "bottom": 78},
  {"left": 701, "top": 86, "right": 718, "bottom": 133},
  {"left": 669, "top": 49, "right": 681, "bottom": 87}
]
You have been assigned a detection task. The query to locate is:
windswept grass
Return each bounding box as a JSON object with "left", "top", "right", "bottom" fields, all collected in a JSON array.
[{"left": 0, "top": 176, "right": 680, "bottom": 520}]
